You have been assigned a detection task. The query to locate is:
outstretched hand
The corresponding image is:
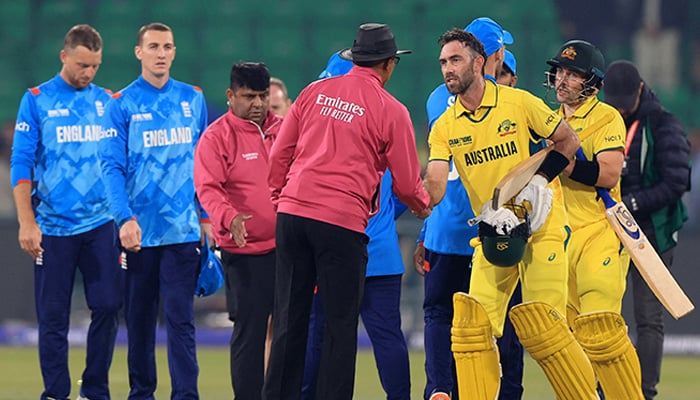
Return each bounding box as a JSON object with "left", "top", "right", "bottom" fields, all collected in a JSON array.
[{"left": 230, "top": 214, "right": 253, "bottom": 248}]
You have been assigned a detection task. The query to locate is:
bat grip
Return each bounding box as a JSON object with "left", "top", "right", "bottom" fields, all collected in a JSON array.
[{"left": 574, "top": 148, "right": 617, "bottom": 209}]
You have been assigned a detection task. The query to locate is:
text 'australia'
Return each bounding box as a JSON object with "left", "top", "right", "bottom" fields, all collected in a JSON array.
[{"left": 464, "top": 140, "right": 518, "bottom": 166}]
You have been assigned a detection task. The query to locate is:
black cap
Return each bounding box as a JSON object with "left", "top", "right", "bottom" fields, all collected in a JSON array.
[
  {"left": 604, "top": 60, "right": 642, "bottom": 111},
  {"left": 339, "top": 23, "right": 412, "bottom": 63}
]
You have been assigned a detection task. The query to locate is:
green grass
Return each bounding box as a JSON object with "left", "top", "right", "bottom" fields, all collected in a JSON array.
[{"left": 1, "top": 346, "right": 699, "bottom": 399}]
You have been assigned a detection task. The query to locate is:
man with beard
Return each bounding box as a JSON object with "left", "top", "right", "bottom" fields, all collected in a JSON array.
[
  {"left": 413, "top": 17, "right": 523, "bottom": 400},
  {"left": 545, "top": 41, "right": 644, "bottom": 399},
  {"left": 423, "top": 28, "right": 599, "bottom": 399}
]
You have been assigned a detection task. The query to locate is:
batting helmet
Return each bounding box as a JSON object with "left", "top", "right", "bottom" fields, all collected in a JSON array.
[
  {"left": 478, "top": 204, "right": 531, "bottom": 267},
  {"left": 545, "top": 40, "right": 605, "bottom": 96}
]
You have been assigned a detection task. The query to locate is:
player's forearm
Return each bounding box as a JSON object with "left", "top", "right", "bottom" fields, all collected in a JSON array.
[
  {"left": 550, "top": 121, "right": 580, "bottom": 160},
  {"left": 13, "top": 183, "right": 37, "bottom": 226},
  {"left": 423, "top": 176, "right": 446, "bottom": 208}
]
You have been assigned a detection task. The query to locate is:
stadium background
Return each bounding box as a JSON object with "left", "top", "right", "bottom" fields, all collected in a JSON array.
[{"left": 0, "top": 0, "right": 699, "bottom": 353}]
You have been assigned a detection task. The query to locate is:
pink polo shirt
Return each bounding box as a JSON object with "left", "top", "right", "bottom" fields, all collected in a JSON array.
[{"left": 268, "top": 66, "right": 429, "bottom": 233}]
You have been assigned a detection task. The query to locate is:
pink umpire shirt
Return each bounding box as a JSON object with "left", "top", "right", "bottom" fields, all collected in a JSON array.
[
  {"left": 195, "top": 110, "right": 283, "bottom": 254},
  {"left": 268, "top": 66, "right": 430, "bottom": 233}
]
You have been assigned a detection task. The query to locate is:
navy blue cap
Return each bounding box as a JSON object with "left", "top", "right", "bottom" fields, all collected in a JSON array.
[
  {"left": 319, "top": 52, "right": 353, "bottom": 78},
  {"left": 503, "top": 49, "right": 517, "bottom": 75},
  {"left": 465, "top": 17, "right": 513, "bottom": 56}
]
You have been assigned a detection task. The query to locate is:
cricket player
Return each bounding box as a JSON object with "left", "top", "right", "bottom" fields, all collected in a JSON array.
[
  {"left": 545, "top": 40, "right": 644, "bottom": 399},
  {"left": 423, "top": 28, "right": 600, "bottom": 399},
  {"left": 414, "top": 17, "right": 524, "bottom": 400},
  {"left": 99, "top": 22, "right": 208, "bottom": 399},
  {"left": 10, "top": 24, "right": 121, "bottom": 400}
]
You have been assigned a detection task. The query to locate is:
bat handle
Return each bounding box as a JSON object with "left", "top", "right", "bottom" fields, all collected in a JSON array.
[{"left": 574, "top": 148, "right": 617, "bottom": 209}]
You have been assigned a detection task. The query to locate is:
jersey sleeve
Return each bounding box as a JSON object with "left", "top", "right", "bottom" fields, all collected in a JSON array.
[
  {"left": 592, "top": 111, "right": 626, "bottom": 155},
  {"left": 99, "top": 96, "right": 133, "bottom": 226},
  {"left": 268, "top": 97, "right": 301, "bottom": 206},
  {"left": 523, "top": 92, "right": 562, "bottom": 140},
  {"left": 10, "top": 91, "right": 40, "bottom": 186},
  {"left": 383, "top": 104, "right": 430, "bottom": 212},
  {"left": 427, "top": 117, "right": 452, "bottom": 162}
]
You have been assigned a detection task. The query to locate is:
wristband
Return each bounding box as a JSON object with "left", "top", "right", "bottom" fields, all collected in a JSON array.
[
  {"left": 568, "top": 159, "right": 600, "bottom": 186},
  {"left": 536, "top": 150, "right": 570, "bottom": 181}
]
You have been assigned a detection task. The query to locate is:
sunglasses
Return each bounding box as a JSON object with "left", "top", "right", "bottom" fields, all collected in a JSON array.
[{"left": 393, "top": 56, "right": 401, "bottom": 65}]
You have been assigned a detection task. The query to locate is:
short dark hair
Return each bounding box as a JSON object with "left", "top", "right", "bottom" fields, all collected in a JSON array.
[
  {"left": 137, "top": 22, "right": 172, "bottom": 46},
  {"left": 64, "top": 24, "right": 102, "bottom": 52},
  {"left": 438, "top": 28, "right": 487, "bottom": 61},
  {"left": 230, "top": 62, "right": 271, "bottom": 91}
]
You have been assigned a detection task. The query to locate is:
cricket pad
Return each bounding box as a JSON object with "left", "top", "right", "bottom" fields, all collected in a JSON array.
[
  {"left": 451, "top": 292, "right": 501, "bottom": 400},
  {"left": 573, "top": 311, "right": 644, "bottom": 400},
  {"left": 509, "top": 301, "right": 598, "bottom": 400}
]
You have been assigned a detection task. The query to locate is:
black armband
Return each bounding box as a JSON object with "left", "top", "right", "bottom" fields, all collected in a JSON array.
[
  {"left": 568, "top": 159, "right": 600, "bottom": 186},
  {"left": 536, "top": 150, "right": 570, "bottom": 181}
]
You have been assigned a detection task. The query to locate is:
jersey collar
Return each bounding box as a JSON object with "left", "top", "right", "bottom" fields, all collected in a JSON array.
[
  {"left": 453, "top": 79, "right": 498, "bottom": 122},
  {"left": 558, "top": 95, "right": 600, "bottom": 120}
]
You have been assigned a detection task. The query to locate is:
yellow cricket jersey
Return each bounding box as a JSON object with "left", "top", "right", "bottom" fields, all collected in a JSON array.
[
  {"left": 429, "top": 81, "right": 565, "bottom": 225},
  {"left": 557, "top": 96, "right": 626, "bottom": 230}
]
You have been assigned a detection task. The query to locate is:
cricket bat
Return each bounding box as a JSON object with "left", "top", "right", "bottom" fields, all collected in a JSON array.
[
  {"left": 492, "top": 113, "right": 615, "bottom": 209},
  {"left": 492, "top": 146, "right": 552, "bottom": 209},
  {"left": 576, "top": 149, "right": 694, "bottom": 319}
]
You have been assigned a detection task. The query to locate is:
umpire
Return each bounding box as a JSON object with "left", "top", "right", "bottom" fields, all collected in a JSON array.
[{"left": 264, "top": 23, "right": 431, "bottom": 400}]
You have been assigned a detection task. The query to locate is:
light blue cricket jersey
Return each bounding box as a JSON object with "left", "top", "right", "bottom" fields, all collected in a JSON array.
[
  {"left": 100, "top": 76, "right": 207, "bottom": 247},
  {"left": 366, "top": 171, "right": 408, "bottom": 277},
  {"left": 418, "top": 83, "right": 477, "bottom": 256},
  {"left": 11, "top": 74, "right": 113, "bottom": 236}
]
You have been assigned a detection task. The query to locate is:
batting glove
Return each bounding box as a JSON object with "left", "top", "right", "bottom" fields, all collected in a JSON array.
[
  {"left": 515, "top": 174, "right": 552, "bottom": 233},
  {"left": 480, "top": 202, "right": 520, "bottom": 235}
]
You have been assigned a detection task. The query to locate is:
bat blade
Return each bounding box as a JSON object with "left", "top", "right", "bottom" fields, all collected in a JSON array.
[
  {"left": 492, "top": 146, "right": 552, "bottom": 209},
  {"left": 492, "top": 112, "right": 617, "bottom": 210},
  {"left": 605, "top": 201, "right": 695, "bottom": 319}
]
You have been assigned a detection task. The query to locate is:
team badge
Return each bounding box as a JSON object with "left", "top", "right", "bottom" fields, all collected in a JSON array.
[
  {"left": 498, "top": 119, "right": 517, "bottom": 137},
  {"left": 181, "top": 101, "right": 192, "bottom": 118},
  {"left": 95, "top": 100, "right": 104, "bottom": 117},
  {"left": 561, "top": 46, "right": 577, "bottom": 60}
]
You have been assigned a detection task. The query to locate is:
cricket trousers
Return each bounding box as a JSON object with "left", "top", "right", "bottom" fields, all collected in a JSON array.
[
  {"left": 122, "top": 242, "right": 200, "bottom": 400},
  {"left": 221, "top": 250, "right": 275, "bottom": 399},
  {"left": 36, "top": 220, "right": 121, "bottom": 400},
  {"left": 423, "top": 249, "right": 524, "bottom": 400},
  {"left": 302, "top": 274, "right": 411, "bottom": 400},
  {"left": 263, "top": 213, "right": 368, "bottom": 400}
]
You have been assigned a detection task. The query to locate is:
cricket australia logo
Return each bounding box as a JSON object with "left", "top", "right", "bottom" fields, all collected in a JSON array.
[
  {"left": 496, "top": 242, "right": 509, "bottom": 251},
  {"left": 497, "top": 119, "right": 517, "bottom": 137},
  {"left": 561, "top": 46, "right": 577, "bottom": 60}
]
